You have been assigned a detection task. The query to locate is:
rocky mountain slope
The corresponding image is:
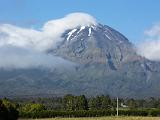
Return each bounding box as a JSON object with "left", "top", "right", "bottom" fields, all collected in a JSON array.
[{"left": 1, "top": 24, "right": 160, "bottom": 98}]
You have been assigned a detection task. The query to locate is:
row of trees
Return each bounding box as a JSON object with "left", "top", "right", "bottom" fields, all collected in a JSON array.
[
  {"left": 62, "top": 95, "right": 160, "bottom": 110},
  {"left": 13, "top": 95, "right": 160, "bottom": 111},
  {"left": 62, "top": 95, "right": 112, "bottom": 110},
  {"left": 63, "top": 95, "right": 88, "bottom": 111},
  {"left": 2, "top": 94, "right": 160, "bottom": 119}
]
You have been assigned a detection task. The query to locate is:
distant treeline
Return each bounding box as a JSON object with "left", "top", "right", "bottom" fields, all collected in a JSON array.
[{"left": 1, "top": 94, "right": 160, "bottom": 119}]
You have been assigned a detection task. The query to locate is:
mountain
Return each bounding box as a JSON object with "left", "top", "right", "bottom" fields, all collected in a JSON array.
[{"left": 1, "top": 24, "right": 160, "bottom": 98}]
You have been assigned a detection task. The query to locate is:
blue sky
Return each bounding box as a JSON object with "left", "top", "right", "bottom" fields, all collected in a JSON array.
[{"left": 0, "top": 0, "right": 160, "bottom": 43}]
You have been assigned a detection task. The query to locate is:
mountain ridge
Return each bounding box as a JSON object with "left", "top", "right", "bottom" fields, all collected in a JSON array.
[{"left": 1, "top": 23, "right": 160, "bottom": 98}]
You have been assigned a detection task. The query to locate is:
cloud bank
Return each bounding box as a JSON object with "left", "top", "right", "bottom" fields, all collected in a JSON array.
[
  {"left": 0, "top": 12, "right": 97, "bottom": 69},
  {"left": 0, "top": 46, "right": 77, "bottom": 69},
  {"left": 137, "top": 24, "right": 160, "bottom": 61}
]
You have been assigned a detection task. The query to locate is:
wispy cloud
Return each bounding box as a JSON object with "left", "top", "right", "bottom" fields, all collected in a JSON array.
[
  {"left": 0, "top": 12, "right": 96, "bottom": 69},
  {"left": 137, "top": 23, "right": 160, "bottom": 61}
]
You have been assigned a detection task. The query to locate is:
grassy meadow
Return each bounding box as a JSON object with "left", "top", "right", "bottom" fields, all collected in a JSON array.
[{"left": 19, "top": 116, "right": 160, "bottom": 120}]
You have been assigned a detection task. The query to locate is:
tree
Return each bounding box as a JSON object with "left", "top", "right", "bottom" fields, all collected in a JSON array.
[
  {"left": 147, "top": 97, "right": 157, "bottom": 108},
  {"left": 127, "top": 99, "right": 137, "bottom": 109},
  {"left": 63, "top": 94, "right": 75, "bottom": 111},
  {"left": 0, "top": 100, "right": 8, "bottom": 120},
  {"left": 0, "top": 99, "right": 19, "bottom": 120},
  {"left": 136, "top": 99, "right": 146, "bottom": 108},
  {"left": 154, "top": 98, "right": 160, "bottom": 109},
  {"left": 21, "top": 103, "right": 46, "bottom": 112},
  {"left": 95, "top": 96, "right": 102, "bottom": 110},
  {"left": 88, "top": 98, "right": 97, "bottom": 110},
  {"left": 101, "top": 95, "right": 111, "bottom": 110},
  {"left": 76, "top": 95, "right": 88, "bottom": 110},
  {"left": 63, "top": 95, "right": 88, "bottom": 111},
  {"left": 88, "top": 95, "right": 111, "bottom": 110}
]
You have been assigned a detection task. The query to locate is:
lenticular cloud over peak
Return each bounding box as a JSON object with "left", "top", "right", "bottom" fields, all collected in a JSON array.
[
  {"left": 0, "top": 12, "right": 97, "bottom": 51},
  {"left": 0, "top": 12, "right": 97, "bottom": 69},
  {"left": 43, "top": 12, "right": 97, "bottom": 35}
]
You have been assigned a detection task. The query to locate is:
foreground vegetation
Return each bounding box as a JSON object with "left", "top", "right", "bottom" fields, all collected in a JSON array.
[
  {"left": 0, "top": 99, "right": 19, "bottom": 120},
  {"left": 19, "top": 117, "right": 160, "bottom": 120},
  {"left": 1, "top": 94, "right": 160, "bottom": 119}
]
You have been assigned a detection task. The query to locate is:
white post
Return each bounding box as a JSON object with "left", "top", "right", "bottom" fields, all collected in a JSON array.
[{"left": 117, "top": 97, "right": 118, "bottom": 116}]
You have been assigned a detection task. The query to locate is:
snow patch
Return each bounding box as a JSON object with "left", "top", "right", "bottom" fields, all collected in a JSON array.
[
  {"left": 77, "top": 26, "right": 85, "bottom": 34},
  {"left": 105, "top": 34, "right": 111, "bottom": 40},
  {"left": 67, "top": 29, "right": 77, "bottom": 41},
  {"left": 80, "top": 26, "right": 86, "bottom": 30},
  {"left": 91, "top": 25, "right": 96, "bottom": 30},
  {"left": 88, "top": 28, "right": 92, "bottom": 37}
]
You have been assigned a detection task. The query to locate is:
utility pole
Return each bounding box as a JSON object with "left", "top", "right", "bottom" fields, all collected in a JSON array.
[{"left": 117, "top": 97, "right": 118, "bottom": 116}]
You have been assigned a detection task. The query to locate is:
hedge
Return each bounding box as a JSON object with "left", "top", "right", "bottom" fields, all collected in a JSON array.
[
  {"left": 149, "top": 109, "right": 160, "bottom": 116},
  {"left": 18, "top": 109, "right": 160, "bottom": 118}
]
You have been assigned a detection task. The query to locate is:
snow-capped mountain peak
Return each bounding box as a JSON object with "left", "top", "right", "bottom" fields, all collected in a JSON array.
[
  {"left": 1, "top": 23, "right": 160, "bottom": 98},
  {"left": 64, "top": 25, "right": 96, "bottom": 41}
]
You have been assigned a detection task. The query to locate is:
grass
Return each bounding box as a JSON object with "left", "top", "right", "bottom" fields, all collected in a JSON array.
[{"left": 19, "top": 116, "right": 160, "bottom": 120}]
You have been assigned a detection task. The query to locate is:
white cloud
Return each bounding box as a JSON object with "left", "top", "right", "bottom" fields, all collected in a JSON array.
[
  {"left": 144, "top": 24, "right": 160, "bottom": 37},
  {"left": 0, "top": 12, "right": 96, "bottom": 69},
  {"left": 0, "top": 12, "right": 96, "bottom": 51},
  {"left": 0, "top": 45, "right": 75, "bottom": 69},
  {"left": 137, "top": 24, "right": 160, "bottom": 61}
]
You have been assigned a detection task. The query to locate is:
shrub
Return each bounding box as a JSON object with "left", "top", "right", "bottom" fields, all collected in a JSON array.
[
  {"left": 0, "top": 99, "right": 19, "bottom": 120},
  {"left": 21, "top": 103, "right": 46, "bottom": 113},
  {"left": 149, "top": 109, "right": 160, "bottom": 116}
]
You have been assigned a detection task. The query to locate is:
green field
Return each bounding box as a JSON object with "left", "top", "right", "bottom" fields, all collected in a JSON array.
[{"left": 19, "top": 117, "right": 160, "bottom": 120}]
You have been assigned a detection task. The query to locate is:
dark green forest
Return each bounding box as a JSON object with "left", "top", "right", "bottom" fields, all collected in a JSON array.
[{"left": 1, "top": 95, "right": 160, "bottom": 119}]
